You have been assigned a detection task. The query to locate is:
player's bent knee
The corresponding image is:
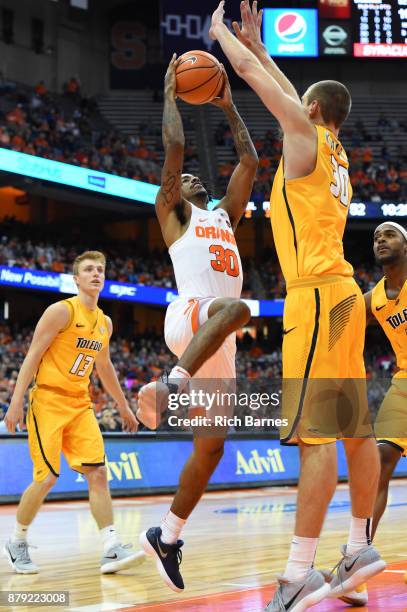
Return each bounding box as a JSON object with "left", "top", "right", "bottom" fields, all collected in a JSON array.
[
  {"left": 378, "top": 443, "right": 400, "bottom": 474},
  {"left": 226, "top": 300, "right": 251, "bottom": 327},
  {"left": 36, "top": 472, "right": 57, "bottom": 491},
  {"left": 195, "top": 439, "right": 225, "bottom": 464},
  {"left": 84, "top": 465, "right": 108, "bottom": 489}
]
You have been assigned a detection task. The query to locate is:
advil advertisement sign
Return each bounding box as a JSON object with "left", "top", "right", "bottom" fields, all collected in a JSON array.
[
  {"left": 263, "top": 9, "right": 318, "bottom": 57},
  {"left": 2, "top": 437, "right": 407, "bottom": 503}
]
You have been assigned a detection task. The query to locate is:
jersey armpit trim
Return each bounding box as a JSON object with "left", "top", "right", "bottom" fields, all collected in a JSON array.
[{"left": 59, "top": 299, "right": 75, "bottom": 333}]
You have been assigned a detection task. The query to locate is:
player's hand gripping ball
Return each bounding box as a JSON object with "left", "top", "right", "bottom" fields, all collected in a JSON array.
[{"left": 175, "top": 50, "right": 224, "bottom": 105}]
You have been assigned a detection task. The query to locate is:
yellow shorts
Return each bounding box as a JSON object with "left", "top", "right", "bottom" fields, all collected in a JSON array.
[
  {"left": 27, "top": 386, "right": 105, "bottom": 482},
  {"left": 280, "top": 276, "right": 371, "bottom": 445},
  {"left": 375, "top": 374, "right": 407, "bottom": 457}
]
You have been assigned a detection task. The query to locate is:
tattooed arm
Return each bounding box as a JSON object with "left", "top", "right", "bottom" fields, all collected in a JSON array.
[
  {"left": 213, "top": 70, "right": 258, "bottom": 229},
  {"left": 155, "top": 54, "right": 187, "bottom": 243}
]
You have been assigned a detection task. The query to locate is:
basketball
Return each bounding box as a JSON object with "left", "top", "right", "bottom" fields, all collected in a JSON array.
[{"left": 175, "top": 50, "right": 224, "bottom": 105}]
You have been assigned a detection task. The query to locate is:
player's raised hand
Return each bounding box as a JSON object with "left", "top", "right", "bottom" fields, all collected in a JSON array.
[
  {"left": 118, "top": 402, "right": 138, "bottom": 433},
  {"left": 209, "top": 65, "right": 233, "bottom": 109},
  {"left": 209, "top": 1, "right": 226, "bottom": 40},
  {"left": 233, "top": 0, "right": 264, "bottom": 51},
  {"left": 164, "top": 53, "right": 180, "bottom": 100},
  {"left": 4, "top": 399, "right": 25, "bottom": 434}
]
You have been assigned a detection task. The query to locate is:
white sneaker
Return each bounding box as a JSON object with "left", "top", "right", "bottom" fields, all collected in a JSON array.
[
  {"left": 264, "top": 569, "right": 331, "bottom": 611},
  {"left": 339, "top": 583, "right": 368, "bottom": 606},
  {"left": 3, "top": 540, "right": 38, "bottom": 574},
  {"left": 100, "top": 543, "right": 145, "bottom": 574},
  {"left": 327, "top": 545, "right": 385, "bottom": 597}
]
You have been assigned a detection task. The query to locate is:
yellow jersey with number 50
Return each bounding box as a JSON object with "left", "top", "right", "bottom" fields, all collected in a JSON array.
[
  {"left": 270, "top": 125, "right": 354, "bottom": 286},
  {"left": 35, "top": 296, "right": 109, "bottom": 397}
]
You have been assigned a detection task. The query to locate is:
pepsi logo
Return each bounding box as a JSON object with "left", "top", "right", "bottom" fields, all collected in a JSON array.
[{"left": 275, "top": 12, "right": 307, "bottom": 43}]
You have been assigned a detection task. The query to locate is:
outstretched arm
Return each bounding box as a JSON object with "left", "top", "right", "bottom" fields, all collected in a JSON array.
[
  {"left": 233, "top": 0, "right": 300, "bottom": 102},
  {"left": 210, "top": 2, "right": 315, "bottom": 179},
  {"left": 212, "top": 69, "right": 258, "bottom": 228},
  {"left": 210, "top": 2, "right": 310, "bottom": 135},
  {"left": 155, "top": 54, "right": 185, "bottom": 228}
]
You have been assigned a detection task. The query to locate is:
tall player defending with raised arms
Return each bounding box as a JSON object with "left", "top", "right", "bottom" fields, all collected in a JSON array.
[
  {"left": 343, "top": 222, "right": 407, "bottom": 606},
  {"left": 210, "top": 2, "right": 385, "bottom": 610},
  {"left": 136, "top": 55, "right": 257, "bottom": 591},
  {"left": 3, "top": 251, "right": 144, "bottom": 574}
]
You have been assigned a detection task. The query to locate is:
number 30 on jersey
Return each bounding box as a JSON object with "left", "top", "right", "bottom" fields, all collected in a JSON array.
[{"left": 330, "top": 155, "right": 350, "bottom": 207}]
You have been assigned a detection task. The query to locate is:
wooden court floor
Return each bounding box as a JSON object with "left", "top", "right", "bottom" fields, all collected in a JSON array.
[{"left": 0, "top": 481, "right": 406, "bottom": 611}]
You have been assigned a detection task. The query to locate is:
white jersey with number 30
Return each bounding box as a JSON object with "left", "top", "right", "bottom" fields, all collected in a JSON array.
[{"left": 169, "top": 202, "right": 243, "bottom": 299}]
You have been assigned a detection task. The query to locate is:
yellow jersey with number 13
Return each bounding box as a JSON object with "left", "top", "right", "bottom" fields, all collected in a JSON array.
[
  {"left": 270, "top": 125, "right": 354, "bottom": 286},
  {"left": 35, "top": 296, "right": 109, "bottom": 397}
]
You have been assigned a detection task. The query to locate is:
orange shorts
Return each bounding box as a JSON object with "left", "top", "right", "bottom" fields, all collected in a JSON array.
[
  {"left": 27, "top": 386, "right": 105, "bottom": 482},
  {"left": 280, "top": 276, "right": 372, "bottom": 445}
]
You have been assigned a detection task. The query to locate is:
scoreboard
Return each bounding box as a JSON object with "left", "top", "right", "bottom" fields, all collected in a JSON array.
[
  {"left": 353, "top": 0, "right": 407, "bottom": 57},
  {"left": 258, "top": 0, "right": 407, "bottom": 57}
]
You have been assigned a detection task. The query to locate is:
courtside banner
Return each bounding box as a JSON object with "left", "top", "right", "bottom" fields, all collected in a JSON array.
[
  {"left": 0, "top": 266, "right": 284, "bottom": 317},
  {"left": 1, "top": 436, "right": 406, "bottom": 502}
]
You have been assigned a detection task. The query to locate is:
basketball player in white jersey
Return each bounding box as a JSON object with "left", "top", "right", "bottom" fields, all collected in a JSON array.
[{"left": 136, "top": 54, "right": 257, "bottom": 591}]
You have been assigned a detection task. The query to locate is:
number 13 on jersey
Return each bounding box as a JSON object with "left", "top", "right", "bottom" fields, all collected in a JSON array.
[{"left": 70, "top": 353, "right": 94, "bottom": 377}]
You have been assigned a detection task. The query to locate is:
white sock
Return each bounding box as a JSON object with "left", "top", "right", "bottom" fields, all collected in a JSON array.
[
  {"left": 169, "top": 366, "right": 191, "bottom": 393},
  {"left": 284, "top": 536, "right": 319, "bottom": 582},
  {"left": 347, "top": 516, "right": 372, "bottom": 555},
  {"left": 12, "top": 522, "right": 29, "bottom": 543},
  {"left": 100, "top": 525, "right": 119, "bottom": 554},
  {"left": 160, "top": 511, "right": 186, "bottom": 545}
]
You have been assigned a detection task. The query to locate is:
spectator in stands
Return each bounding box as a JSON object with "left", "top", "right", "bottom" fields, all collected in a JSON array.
[
  {"left": 35, "top": 81, "right": 47, "bottom": 97},
  {"left": 0, "top": 82, "right": 162, "bottom": 184},
  {"left": 65, "top": 76, "right": 80, "bottom": 97}
]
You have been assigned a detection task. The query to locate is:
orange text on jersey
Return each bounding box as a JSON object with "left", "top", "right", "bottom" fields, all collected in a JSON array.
[{"left": 195, "top": 225, "right": 236, "bottom": 245}]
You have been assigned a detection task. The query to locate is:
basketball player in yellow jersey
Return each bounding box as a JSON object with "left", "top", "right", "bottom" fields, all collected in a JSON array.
[
  {"left": 3, "top": 251, "right": 143, "bottom": 574},
  {"left": 211, "top": 2, "right": 385, "bottom": 609},
  {"left": 343, "top": 222, "right": 407, "bottom": 606}
]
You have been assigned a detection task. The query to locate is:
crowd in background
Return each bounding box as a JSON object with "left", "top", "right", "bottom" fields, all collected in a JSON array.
[
  {"left": 0, "top": 219, "right": 382, "bottom": 300},
  {"left": 216, "top": 114, "right": 407, "bottom": 204},
  {"left": 1, "top": 80, "right": 406, "bottom": 205},
  {"left": 0, "top": 323, "right": 396, "bottom": 434},
  {"left": 347, "top": 115, "right": 407, "bottom": 202},
  {"left": 0, "top": 79, "right": 162, "bottom": 184}
]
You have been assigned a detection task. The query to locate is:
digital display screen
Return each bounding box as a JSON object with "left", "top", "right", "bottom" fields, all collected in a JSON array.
[
  {"left": 319, "top": 20, "right": 352, "bottom": 54},
  {"left": 353, "top": 0, "right": 407, "bottom": 57},
  {"left": 0, "top": 149, "right": 158, "bottom": 204},
  {"left": 318, "top": 0, "right": 351, "bottom": 19},
  {"left": 263, "top": 8, "right": 319, "bottom": 57}
]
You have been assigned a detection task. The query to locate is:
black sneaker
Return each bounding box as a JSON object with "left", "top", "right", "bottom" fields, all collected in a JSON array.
[{"left": 139, "top": 526, "right": 184, "bottom": 592}]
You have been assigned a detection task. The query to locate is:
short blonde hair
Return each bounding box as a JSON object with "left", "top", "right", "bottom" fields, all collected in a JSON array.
[{"left": 73, "top": 251, "right": 106, "bottom": 275}]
